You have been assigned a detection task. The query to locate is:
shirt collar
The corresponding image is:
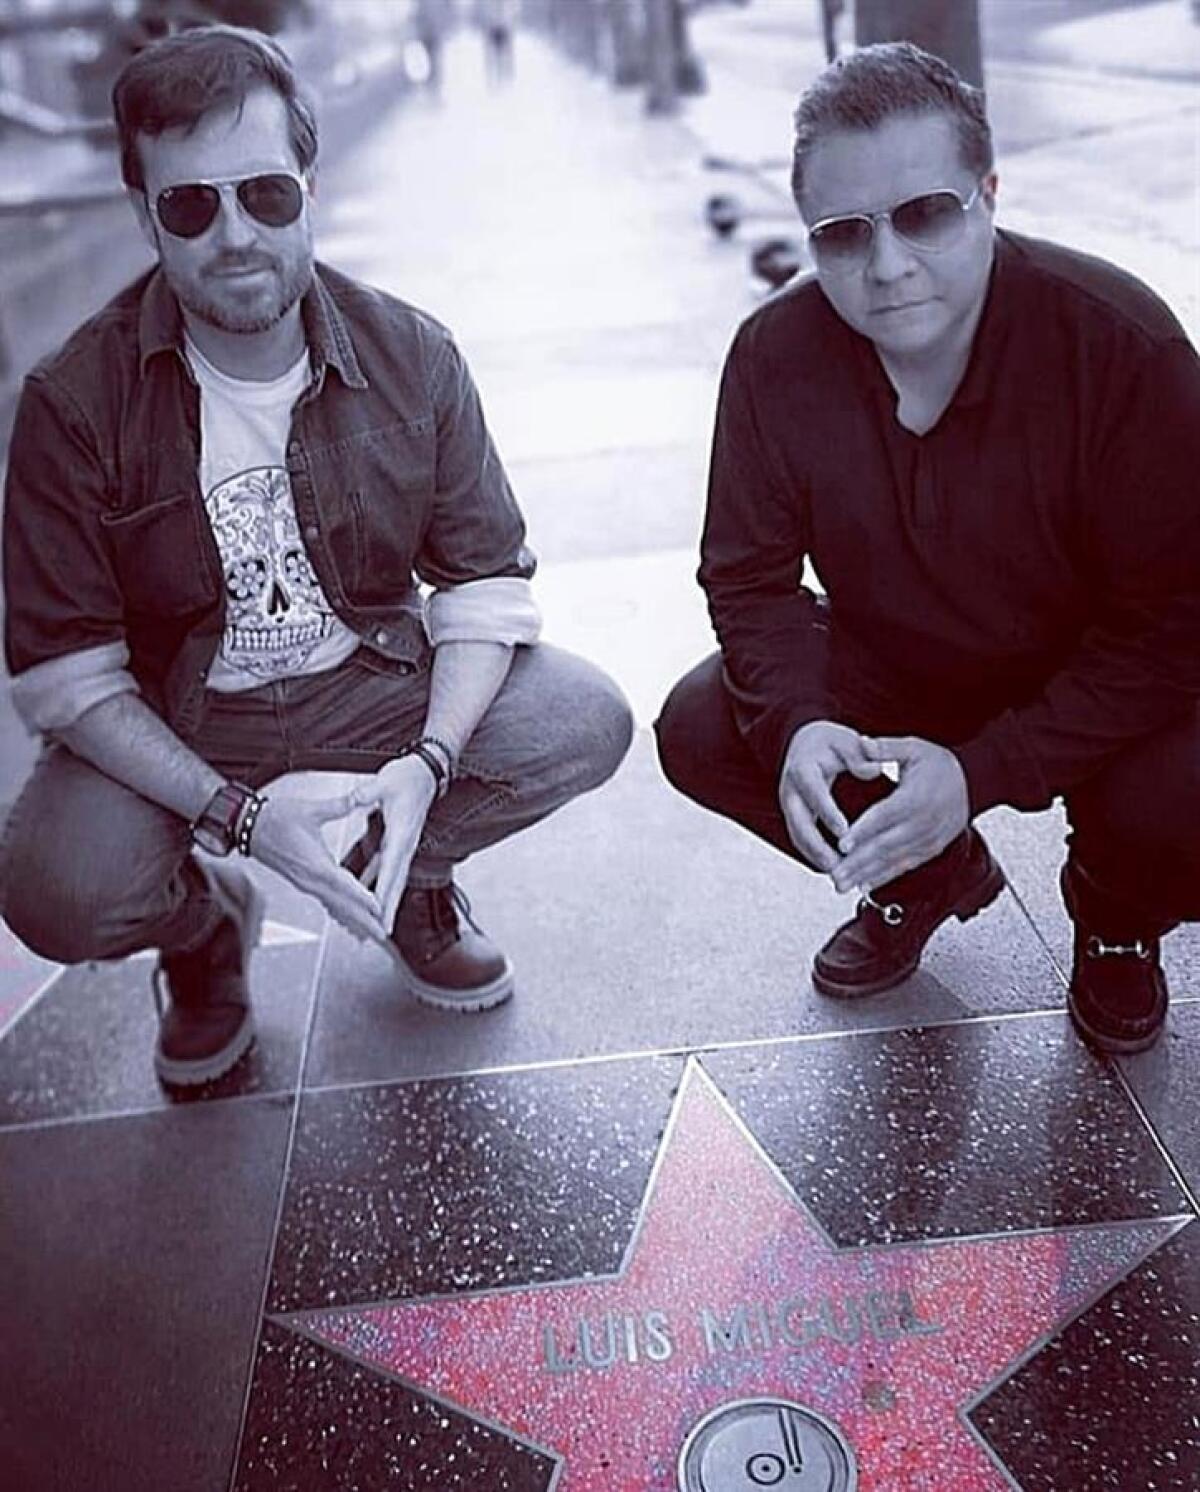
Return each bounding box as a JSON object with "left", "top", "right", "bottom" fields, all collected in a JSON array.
[
  {"left": 136, "top": 269, "right": 184, "bottom": 374},
  {"left": 137, "top": 261, "right": 368, "bottom": 390}
]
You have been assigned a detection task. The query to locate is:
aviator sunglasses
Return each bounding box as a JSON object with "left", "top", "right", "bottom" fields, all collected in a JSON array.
[
  {"left": 150, "top": 170, "right": 307, "bottom": 240},
  {"left": 807, "top": 184, "right": 982, "bottom": 274}
]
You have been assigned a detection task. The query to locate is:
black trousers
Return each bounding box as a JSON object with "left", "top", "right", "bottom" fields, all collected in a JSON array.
[{"left": 655, "top": 645, "right": 1200, "bottom": 929}]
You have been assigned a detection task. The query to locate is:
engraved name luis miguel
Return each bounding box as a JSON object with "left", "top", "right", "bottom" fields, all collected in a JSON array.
[{"left": 542, "top": 1289, "right": 942, "bottom": 1374}]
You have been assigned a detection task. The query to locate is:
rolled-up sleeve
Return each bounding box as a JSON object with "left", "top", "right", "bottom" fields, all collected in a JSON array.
[
  {"left": 3, "top": 373, "right": 134, "bottom": 731},
  {"left": 10, "top": 640, "right": 138, "bottom": 734},
  {"left": 415, "top": 335, "right": 537, "bottom": 592},
  {"left": 427, "top": 576, "right": 541, "bottom": 647}
]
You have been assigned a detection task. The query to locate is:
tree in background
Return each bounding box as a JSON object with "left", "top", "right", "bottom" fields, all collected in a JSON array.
[
  {"left": 644, "top": 0, "right": 704, "bottom": 113},
  {"left": 855, "top": 0, "right": 983, "bottom": 86}
]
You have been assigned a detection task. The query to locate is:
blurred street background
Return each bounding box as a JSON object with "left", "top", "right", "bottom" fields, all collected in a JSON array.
[{"left": 0, "top": 0, "right": 1197, "bottom": 814}]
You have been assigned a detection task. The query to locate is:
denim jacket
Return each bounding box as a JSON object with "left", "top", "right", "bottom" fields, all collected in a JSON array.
[{"left": 2, "top": 263, "right": 537, "bottom": 740}]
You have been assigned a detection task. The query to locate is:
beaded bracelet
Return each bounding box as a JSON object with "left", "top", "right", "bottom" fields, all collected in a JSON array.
[{"left": 234, "top": 790, "right": 268, "bottom": 856}]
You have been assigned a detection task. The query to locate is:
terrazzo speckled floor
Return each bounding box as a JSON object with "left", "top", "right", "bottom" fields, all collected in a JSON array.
[{"left": 1, "top": 731, "right": 1197, "bottom": 1491}]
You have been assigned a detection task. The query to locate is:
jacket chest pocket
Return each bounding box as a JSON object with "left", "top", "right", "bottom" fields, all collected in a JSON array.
[
  {"left": 101, "top": 493, "right": 218, "bottom": 617},
  {"left": 309, "top": 419, "right": 434, "bottom": 604}
]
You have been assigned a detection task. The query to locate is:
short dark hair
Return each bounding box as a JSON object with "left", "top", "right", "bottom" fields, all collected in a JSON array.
[
  {"left": 112, "top": 24, "right": 318, "bottom": 191},
  {"left": 791, "top": 42, "right": 993, "bottom": 209}
]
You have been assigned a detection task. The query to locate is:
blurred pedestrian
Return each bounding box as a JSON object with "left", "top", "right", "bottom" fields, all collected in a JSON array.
[
  {"left": 657, "top": 43, "right": 1200, "bottom": 1056},
  {"left": 476, "top": 0, "right": 516, "bottom": 84},
  {"left": 1, "top": 25, "right": 632, "bottom": 1088},
  {"left": 413, "top": 0, "right": 451, "bottom": 93}
]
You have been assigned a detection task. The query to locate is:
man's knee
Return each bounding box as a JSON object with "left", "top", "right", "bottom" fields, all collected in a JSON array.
[
  {"left": 487, "top": 644, "right": 634, "bottom": 795},
  {"left": 2, "top": 821, "right": 109, "bottom": 965},
  {"left": 560, "top": 655, "right": 635, "bottom": 793},
  {"left": 654, "top": 652, "right": 728, "bottom": 804},
  {"left": 0, "top": 748, "right": 187, "bottom": 963}
]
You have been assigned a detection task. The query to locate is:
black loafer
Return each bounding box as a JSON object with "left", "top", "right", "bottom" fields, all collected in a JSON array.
[
  {"left": 1062, "top": 861, "right": 1171, "bottom": 1055},
  {"left": 812, "top": 829, "right": 1005, "bottom": 999}
]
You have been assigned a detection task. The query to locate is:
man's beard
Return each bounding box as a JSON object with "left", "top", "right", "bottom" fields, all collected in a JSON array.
[{"left": 179, "top": 252, "right": 313, "bottom": 335}]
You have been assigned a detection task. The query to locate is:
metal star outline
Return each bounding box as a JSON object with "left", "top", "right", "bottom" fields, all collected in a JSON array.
[{"left": 282, "top": 1059, "right": 1183, "bottom": 1490}]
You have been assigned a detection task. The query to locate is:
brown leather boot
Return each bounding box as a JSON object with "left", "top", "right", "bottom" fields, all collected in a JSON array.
[
  {"left": 153, "top": 862, "right": 264, "bottom": 1086},
  {"left": 392, "top": 882, "right": 514, "bottom": 1012},
  {"left": 812, "top": 829, "right": 1005, "bottom": 999},
  {"left": 1062, "top": 859, "right": 1172, "bottom": 1054}
]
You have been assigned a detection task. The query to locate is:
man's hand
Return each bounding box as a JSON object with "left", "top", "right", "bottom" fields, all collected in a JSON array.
[
  {"left": 778, "top": 720, "right": 885, "bottom": 873},
  {"left": 249, "top": 792, "right": 391, "bottom": 946},
  {"left": 834, "top": 735, "right": 969, "bottom": 893},
  {"left": 347, "top": 755, "right": 439, "bottom": 931}
]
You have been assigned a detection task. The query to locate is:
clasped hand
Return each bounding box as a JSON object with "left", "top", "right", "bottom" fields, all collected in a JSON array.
[
  {"left": 778, "top": 721, "right": 969, "bottom": 894},
  {"left": 245, "top": 755, "right": 438, "bottom": 946},
  {"left": 345, "top": 755, "right": 439, "bottom": 930}
]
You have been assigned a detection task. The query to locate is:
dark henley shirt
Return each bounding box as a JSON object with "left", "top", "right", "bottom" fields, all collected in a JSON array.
[{"left": 699, "top": 229, "right": 1200, "bottom": 816}]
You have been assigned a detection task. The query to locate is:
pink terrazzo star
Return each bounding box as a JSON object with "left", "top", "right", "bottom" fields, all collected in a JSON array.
[{"left": 291, "top": 1060, "right": 1179, "bottom": 1491}]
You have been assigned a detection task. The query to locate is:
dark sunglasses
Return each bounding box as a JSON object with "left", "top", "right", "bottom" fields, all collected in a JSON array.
[
  {"left": 808, "top": 184, "right": 981, "bottom": 274},
  {"left": 151, "top": 171, "right": 307, "bottom": 240}
]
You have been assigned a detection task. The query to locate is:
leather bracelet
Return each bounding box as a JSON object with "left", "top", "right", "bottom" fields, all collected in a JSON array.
[
  {"left": 403, "top": 740, "right": 450, "bottom": 800},
  {"left": 416, "top": 734, "right": 456, "bottom": 781}
]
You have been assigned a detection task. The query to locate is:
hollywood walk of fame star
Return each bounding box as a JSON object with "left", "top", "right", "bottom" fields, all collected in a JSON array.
[{"left": 284, "top": 1060, "right": 1182, "bottom": 1490}]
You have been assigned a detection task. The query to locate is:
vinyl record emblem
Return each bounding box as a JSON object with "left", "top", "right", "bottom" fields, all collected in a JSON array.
[{"left": 678, "top": 1397, "right": 858, "bottom": 1491}]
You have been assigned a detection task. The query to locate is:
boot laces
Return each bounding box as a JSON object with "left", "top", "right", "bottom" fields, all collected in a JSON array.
[
  {"left": 861, "top": 889, "right": 905, "bottom": 927},
  {"left": 1086, "top": 935, "right": 1152, "bottom": 961},
  {"left": 408, "top": 883, "right": 483, "bottom": 955}
]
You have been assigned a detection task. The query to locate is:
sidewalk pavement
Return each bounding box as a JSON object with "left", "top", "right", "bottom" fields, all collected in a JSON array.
[
  {"left": 1035, "top": 0, "right": 1200, "bottom": 79},
  {"left": 686, "top": 0, "right": 1199, "bottom": 336},
  {"left": 0, "top": 20, "right": 1197, "bottom": 1490}
]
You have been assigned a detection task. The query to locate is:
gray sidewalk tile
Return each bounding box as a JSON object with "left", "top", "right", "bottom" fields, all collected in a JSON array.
[
  {"left": 0, "top": 1096, "right": 292, "bottom": 1492},
  {"left": 508, "top": 443, "right": 708, "bottom": 565}
]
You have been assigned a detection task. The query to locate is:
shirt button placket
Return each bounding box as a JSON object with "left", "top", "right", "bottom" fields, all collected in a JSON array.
[{"left": 912, "top": 445, "right": 942, "bottom": 530}]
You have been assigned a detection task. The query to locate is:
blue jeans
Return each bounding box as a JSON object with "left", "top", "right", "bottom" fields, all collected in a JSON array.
[{"left": 0, "top": 644, "right": 633, "bottom": 963}]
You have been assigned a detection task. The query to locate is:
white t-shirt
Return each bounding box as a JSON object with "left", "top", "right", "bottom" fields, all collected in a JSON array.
[{"left": 187, "top": 338, "right": 359, "bottom": 692}]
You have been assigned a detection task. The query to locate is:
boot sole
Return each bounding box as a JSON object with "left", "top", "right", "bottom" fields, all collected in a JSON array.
[
  {"left": 154, "top": 873, "right": 265, "bottom": 1087},
  {"left": 154, "top": 1009, "right": 257, "bottom": 1087},
  {"left": 399, "top": 955, "right": 515, "bottom": 1013},
  {"left": 1067, "top": 995, "right": 1166, "bottom": 1056},
  {"left": 812, "top": 859, "right": 1007, "bottom": 1000}
]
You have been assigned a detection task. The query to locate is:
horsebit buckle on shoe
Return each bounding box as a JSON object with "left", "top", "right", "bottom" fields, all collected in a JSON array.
[
  {"left": 862, "top": 890, "right": 905, "bottom": 927},
  {"left": 1086, "top": 935, "right": 1152, "bottom": 961}
]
